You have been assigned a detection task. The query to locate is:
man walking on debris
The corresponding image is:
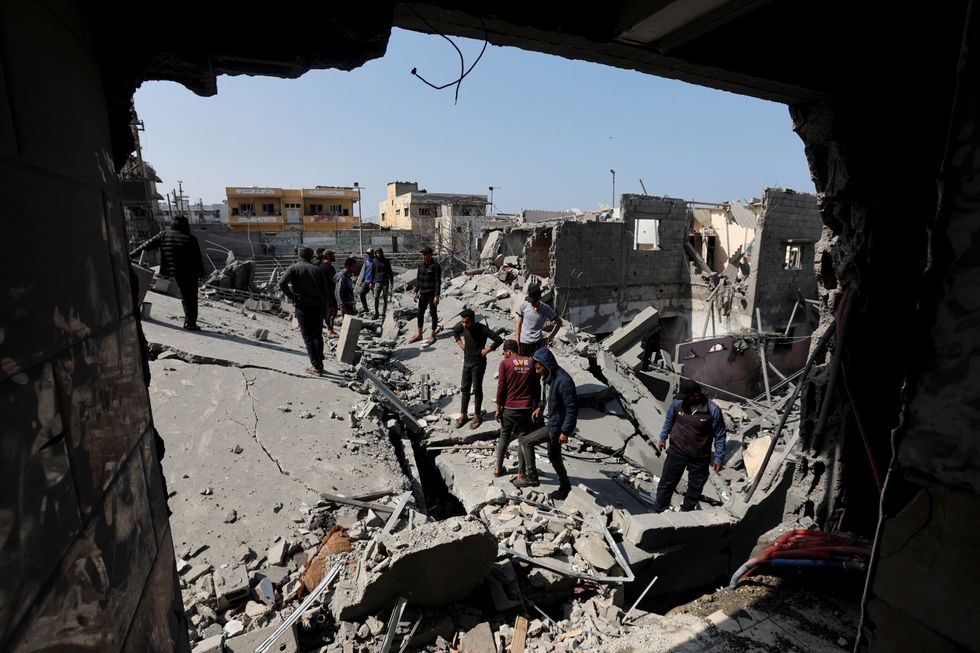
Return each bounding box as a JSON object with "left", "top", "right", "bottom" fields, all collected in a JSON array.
[
  {"left": 372, "top": 248, "right": 394, "bottom": 320},
  {"left": 335, "top": 257, "right": 358, "bottom": 316},
  {"left": 452, "top": 309, "right": 504, "bottom": 429},
  {"left": 358, "top": 248, "right": 376, "bottom": 314},
  {"left": 409, "top": 245, "right": 442, "bottom": 345},
  {"left": 130, "top": 215, "right": 205, "bottom": 330},
  {"left": 279, "top": 246, "right": 330, "bottom": 375},
  {"left": 317, "top": 249, "right": 339, "bottom": 337},
  {"left": 653, "top": 379, "right": 727, "bottom": 512},
  {"left": 513, "top": 347, "right": 576, "bottom": 500},
  {"left": 494, "top": 339, "right": 540, "bottom": 478},
  {"left": 515, "top": 283, "right": 563, "bottom": 357}
]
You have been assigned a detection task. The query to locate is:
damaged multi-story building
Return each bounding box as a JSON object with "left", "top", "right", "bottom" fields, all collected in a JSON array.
[{"left": 3, "top": 2, "right": 980, "bottom": 653}]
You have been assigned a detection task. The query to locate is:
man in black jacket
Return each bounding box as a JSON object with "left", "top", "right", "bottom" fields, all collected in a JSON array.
[
  {"left": 279, "top": 246, "right": 330, "bottom": 374},
  {"left": 452, "top": 308, "right": 503, "bottom": 429},
  {"left": 409, "top": 246, "right": 442, "bottom": 345},
  {"left": 317, "top": 249, "right": 338, "bottom": 337},
  {"left": 130, "top": 215, "right": 206, "bottom": 330}
]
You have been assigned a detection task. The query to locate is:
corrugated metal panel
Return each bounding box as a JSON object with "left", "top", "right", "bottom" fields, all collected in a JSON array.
[{"left": 728, "top": 201, "right": 758, "bottom": 229}]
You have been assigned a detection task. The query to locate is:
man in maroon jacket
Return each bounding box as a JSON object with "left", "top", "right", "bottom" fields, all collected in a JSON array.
[{"left": 494, "top": 339, "right": 541, "bottom": 478}]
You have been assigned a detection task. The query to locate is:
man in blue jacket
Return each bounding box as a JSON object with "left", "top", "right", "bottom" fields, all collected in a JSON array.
[
  {"left": 653, "top": 379, "right": 727, "bottom": 512},
  {"left": 513, "top": 347, "right": 576, "bottom": 500}
]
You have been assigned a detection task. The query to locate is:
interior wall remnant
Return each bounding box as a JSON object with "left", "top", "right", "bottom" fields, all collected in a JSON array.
[
  {"left": 526, "top": 227, "right": 552, "bottom": 278},
  {"left": 0, "top": 3, "right": 188, "bottom": 650},
  {"left": 745, "top": 189, "right": 823, "bottom": 331}
]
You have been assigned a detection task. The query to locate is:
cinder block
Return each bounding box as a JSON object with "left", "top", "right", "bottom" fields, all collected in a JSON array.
[
  {"left": 336, "top": 315, "right": 363, "bottom": 364},
  {"left": 624, "top": 512, "right": 674, "bottom": 548}
]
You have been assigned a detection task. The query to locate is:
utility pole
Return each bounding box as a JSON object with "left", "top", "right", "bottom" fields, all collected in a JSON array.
[
  {"left": 610, "top": 169, "right": 616, "bottom": 214},
  {"left": 354, "top": 182, "right": 363, "bottom": 255}
]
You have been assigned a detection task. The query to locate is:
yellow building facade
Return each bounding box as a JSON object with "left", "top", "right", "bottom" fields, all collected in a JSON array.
[{"left": 226, "top": 186, "right": 360, "bottom": 231}]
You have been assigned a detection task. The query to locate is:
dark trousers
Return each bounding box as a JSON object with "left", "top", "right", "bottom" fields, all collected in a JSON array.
[
  {"left": 359, "top": 283, "right": 372, "bottom": 312},
  {"left": 175, "top": 274, "right": 199, "bottom": 327},
  {"left": 374, "top": 283, "right": 390, "bottom": 317},
  {"left": 654, "top": 450, "right": 710, "bottom": 511},
  {"left": 460, "top": 359, "right": 487, "bottom": 416},
  {"left": 324, "top": 304, "right": 337, "bottom": 332},
  {"left": 519, "top": 426, "right": 570, "bottom": 489},
  {"left": 295, "top": 305, "right": 325, "bottom": 369},
  {"left": 495, "top": 408, "right": 532, "bottom": 469},
  {"left": 417, "top": 292, "right": 438, "bottom": 330},
  {"left": 519, "top": 340, "right": 545, "bottom": 358}
]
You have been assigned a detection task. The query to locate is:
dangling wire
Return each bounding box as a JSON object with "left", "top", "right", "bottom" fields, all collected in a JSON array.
[{"left": 407, "top": 5, "right": 489, "bottom": 105}]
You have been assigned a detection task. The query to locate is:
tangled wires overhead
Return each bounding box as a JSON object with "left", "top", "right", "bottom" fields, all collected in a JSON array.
[{"left": 407, "top": 4, "right": 488, "bottom": 105}]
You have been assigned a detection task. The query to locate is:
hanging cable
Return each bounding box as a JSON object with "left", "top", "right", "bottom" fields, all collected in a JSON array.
[{"left": 407, "top": 5, "right": 488, "bottom": 104}]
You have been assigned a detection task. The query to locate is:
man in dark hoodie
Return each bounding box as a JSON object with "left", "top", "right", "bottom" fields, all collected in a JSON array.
[
  {"left": 513, "top": 347, "right": 576, "bottom": 500},
  {"left": 653, "top": 379, "right": 727, "bottom": 512},
  {"left": 130, "top": 215, "right": 205, "bottom": 330},
  {"left": 409, "top": 246, "right": 441, "bottom": 345},
  {"left": 279, "top": 246, "right": 330, "bottom": 375}
]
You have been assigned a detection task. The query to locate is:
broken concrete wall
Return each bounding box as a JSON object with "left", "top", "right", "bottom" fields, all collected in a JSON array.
[
  {"left": 745, "top": 189, "right": 822, "bottom": 331},
  {"left": 551, "top": 195, "right": 702, "bottom": 335},
  {"left": 0, "top": 3, "right": 187, "bottom": 649},
  {"left": 675, "top": 334, "right": 809, "bottom": 400}
]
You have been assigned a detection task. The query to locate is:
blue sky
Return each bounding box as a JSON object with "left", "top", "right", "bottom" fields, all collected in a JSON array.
[{"left": 134, "top": 28, "right": 813, "bottom": 218}]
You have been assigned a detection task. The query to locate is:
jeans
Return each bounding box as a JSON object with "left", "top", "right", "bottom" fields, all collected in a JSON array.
[
  {"left": 653, "top": 449, "right": 710, "bottom": 511},
  {"left": 518, "top": 426, "right": 570, "bottom": 489},
  {"left": 460, "top": 359, "right": 487, "bottom": 416},
  {"left": 518, "top": 339, "right": 545, "bottom": 358},
  {"left": 175, "top": 274, "right": 199, "bottom": 327},
  {"left": 495, "top": 408, "right": 532, "bottom": 470},
  {"left": 359, "top": 282, "right": 372, "bottom": 313},
  {"left": 374, "top": 283, "right": 390, "bottom": 317},
  {"left": 294, "top": 305, "right": 325, "bottom": 369},
  {"left": 417, "top": 292, "right": 438, "bottom": 330}
]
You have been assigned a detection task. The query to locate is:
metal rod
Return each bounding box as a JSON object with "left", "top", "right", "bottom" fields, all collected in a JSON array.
[
  {"left": 255, "top": 563, "right": 341, "bottom": 653},
  {"left": 397, "top": 617, "right": 422, "bottom": 653},
  {"left": 784, "top": 299, "right": 800, "bottom": 336},
  {"left": 622, "top": 576, "right": 659, "bottom": 624},
  {"left": 379, "top": 597, "right": 409, "bottom": 653},
  {"left": 756, "top": 309, "right": 773, "bottom": 406}
]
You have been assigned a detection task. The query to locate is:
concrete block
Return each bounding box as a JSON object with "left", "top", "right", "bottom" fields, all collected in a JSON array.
[
  {"left": 336, "top": 315, "right": 363, "bottom": 364},
  {"left": 602, "top": 306, "right": 660, "bottom": 355},
  {"left": 214, "top": 563, "right": 250, "bottom": 610},
  {"left": 459, "top": 622, "right": 496, "bottom": 653},
  {"left": 192, "top": 633, "right": 224, "bottom": 653},
  {"left": 225, "top": 623, "right": 299, "bottom": 653},
  {"left": 623, "top": 435, "right": 665, "bottom": 478},
  {"left": 267, "top": 539, "right": 288, "bottom": 566},
  {"left": 330, "top": 517, "right": 497, "bottom": 621},
  {"left": 624, "top": 512, "right": 674, "bottom": 548},
  {"left": 574, "top": 534, "right": 617, "bottom": 571}
]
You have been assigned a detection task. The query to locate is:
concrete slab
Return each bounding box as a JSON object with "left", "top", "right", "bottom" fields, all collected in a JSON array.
[
  {"left": 743, "top": 435, "right": 772, "bottom": 479},
  {"left": 151, "top": 359, "right": 408, "bottom": 571},
  {"left": 336, "top": 315, "right": 363, "bottom": 364},
  {"left": 602, "top": 306, "right": 660, "bottom": 356},
  {"left": 330, "top": 517, "right": 497, "bottom": 620},
  {"left": 623, "top": 435, "right": 665, "bottom": 478},
  {"left": 576, "top": 407, "right": 635, "bottom": 451},
  {"left": 225, "top": 623, "right": 299, "bottom": 653}
]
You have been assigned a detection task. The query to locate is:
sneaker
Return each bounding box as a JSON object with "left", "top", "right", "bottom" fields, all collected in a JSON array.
[
  {"left": 453, "top": 415, "right": 469, "bottom": 429},
  {"left": 183, "top": 324, "right": 202, "bottom": 331},
  {"left": 469, "top": 415, "right": 483, "bottom": 430},
  {"left": 306, "top": 367, "right": 322, "bottom": 376},
  {"left": 550, "top": 485, "right": 571, "bottom": 501},
  {"left": 512, "top": 476, "right": 540, "bottom": 489}
]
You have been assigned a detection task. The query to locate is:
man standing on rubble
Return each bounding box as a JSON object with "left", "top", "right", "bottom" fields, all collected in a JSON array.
[
  {"left": 513, "top": 347, "right": 575, "bottom": 500},
  {"left": 358, "top": 247, "right": 375, "bottom": 315},
  {"left": 409, "top": 246, "right": 442, "bottom": 345},
  {"left": 317, "top": 249, "right": 339, "bottom": 337},
  {"left": 335, "top": 257, "right": 358, "bottom": 316},
  {"left": 515, "top": 284, "right": 563, "bottom": 357},
  {"left": 653, "top": 379, "right": 727, "bottom": 512},
  {"left": 130, "top": 214, "right": 205, "bottom": 331},
  {"left": 494, "top": 339, "right": 540, "bottom": 478},
  {"left": 372, "top": 248, "right": 394, "bottom": 320},
  {"left": 452, "top": 308, "right": 504, "bottom": 430},
  {"left": 279, "top": 246, "right": 330, "bottom": 375}
]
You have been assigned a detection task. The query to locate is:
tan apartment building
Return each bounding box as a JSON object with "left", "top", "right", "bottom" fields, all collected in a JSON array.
[
  {"left": 379, "top": 181, "right": 487, "bottom": 230},
  {"left": 226, "top": 186, "right": 360, "bottom": 231}
]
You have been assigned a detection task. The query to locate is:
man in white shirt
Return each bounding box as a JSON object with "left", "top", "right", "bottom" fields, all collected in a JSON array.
[{"left": 515, "top": 284, "right": 563, "bottom": 357}]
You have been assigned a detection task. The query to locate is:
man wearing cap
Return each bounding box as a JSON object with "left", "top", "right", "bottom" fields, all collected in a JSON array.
[
  {"left": 452, "top": 308, "right": 504, "bottom": 429},
  {"left": 279, "top": 246, "right": 330, "bottom": 374},
  {"left": 494, "top": 339, "right": 540, "bottom": 477},
  {"left": 515, "top": 284, "right": 563, "bottom": 357},
  {"left": 357, "top": 248, "right": 376, "bottom": 315},
  {"left": 653, "top": 379, "right": 728, "bottom": 512},
  {"left": 410, "top": 246, "right": 442, "bottom": 345}
]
